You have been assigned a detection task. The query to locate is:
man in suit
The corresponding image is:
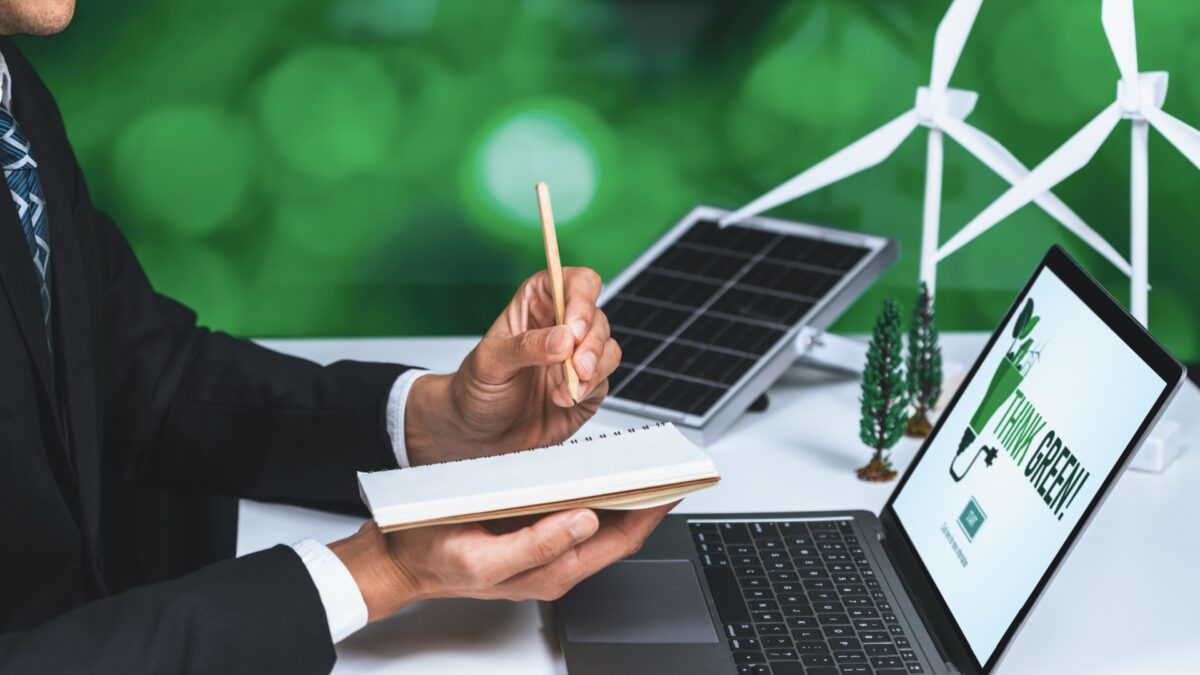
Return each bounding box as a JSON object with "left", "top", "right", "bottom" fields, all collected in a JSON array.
[{"left": 0, "top": 1, "right": 670, "bottom": 672}]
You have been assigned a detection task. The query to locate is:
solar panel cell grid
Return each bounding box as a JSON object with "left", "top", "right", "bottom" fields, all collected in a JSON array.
[{"left": 603, "top": 219, "right": 870, "bottom": 419}]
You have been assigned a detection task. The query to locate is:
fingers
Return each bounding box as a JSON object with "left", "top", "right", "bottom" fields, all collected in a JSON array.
[
  {"left": 477, "top": 508, "right": 599, "bottom": 582},
  {"left": 562, "top": 267, "right": 602, "bottom": 341},
  {"left": 572, "top": 309, "right": 609, "bottom": 380},
  {"left": 474, "top": 325, "right": 574, "bottom": 382},
  {"left": 493, "top": 502, "right": 678, "bottom": 601}
]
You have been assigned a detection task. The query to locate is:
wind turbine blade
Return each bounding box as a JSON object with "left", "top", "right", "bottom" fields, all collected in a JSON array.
[
  {"left": 1143, "top": 106, "right": 1200, "bottom": 169},
  {"left": 1102, "top": 0, "right": 1139, "bottom": 98},
  {"left": 940, "top": 117, "right": 1132, "bottom": 276},
  {"left": 938, "top": 102, "right": 1124, "bottom": 263},
  {"left": 929, "top": 0, "right": 983, "bottom": 94},
  {"left": 720, "top": 110, "right": 920, "bottom": 226}
]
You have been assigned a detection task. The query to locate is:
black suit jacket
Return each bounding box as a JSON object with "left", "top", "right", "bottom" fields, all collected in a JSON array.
[{"left": 0, "top": 40, "right": 410, "bottom": 672}]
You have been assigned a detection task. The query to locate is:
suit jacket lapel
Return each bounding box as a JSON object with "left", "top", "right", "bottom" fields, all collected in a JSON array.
[
  {"left": 0, "top": 178, "right": 57, "bottom": 409},
  {"left": 17, "top": 103, "right": 104, "bottom": 576}
]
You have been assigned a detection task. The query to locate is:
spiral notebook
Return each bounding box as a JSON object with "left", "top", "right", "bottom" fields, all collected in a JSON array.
[{"left": 358, "top": 422, "right": 720, "bottom": 531}]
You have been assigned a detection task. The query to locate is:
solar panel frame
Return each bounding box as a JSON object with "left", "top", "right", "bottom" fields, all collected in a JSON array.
[{"left": 598, "top": 205, "right": 897, "bottom": 445}]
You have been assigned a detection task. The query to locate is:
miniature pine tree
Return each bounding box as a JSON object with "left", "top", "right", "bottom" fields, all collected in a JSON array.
[
  {"left": 858, "top": 298, "right": 908, "bottom": 482},
  {"left": 905, "top": 282, "right": 943, "bottom": 438}
]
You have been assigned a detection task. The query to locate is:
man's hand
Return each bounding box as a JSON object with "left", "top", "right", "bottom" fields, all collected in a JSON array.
[
  {"left": 404, "top": 267, "right": 620, "bottom": 465},
  {"left": 329, "top": 503, "right": 674, "bottom": 622}
]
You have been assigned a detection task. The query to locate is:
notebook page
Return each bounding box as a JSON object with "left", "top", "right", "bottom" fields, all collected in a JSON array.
[{"left": 358, "top": 423, "right": 716, "bottom": 527}]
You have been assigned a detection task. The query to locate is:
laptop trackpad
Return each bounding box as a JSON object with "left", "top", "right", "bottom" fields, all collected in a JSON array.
[{"left": 560, "top": 560, "right": 719, "bottom": 644}]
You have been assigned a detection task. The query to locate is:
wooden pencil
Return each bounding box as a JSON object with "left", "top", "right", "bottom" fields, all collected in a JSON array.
[{"left": 535, "top": 181, "right": 581, "bottom": 405}]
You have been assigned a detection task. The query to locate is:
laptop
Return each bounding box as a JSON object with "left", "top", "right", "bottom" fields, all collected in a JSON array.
[{"left": 556, "top": 245, "right": 1186, "bottom": 675}]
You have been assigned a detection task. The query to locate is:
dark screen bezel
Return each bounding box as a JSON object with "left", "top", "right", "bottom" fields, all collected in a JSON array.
[{"left": 879, "top": 245, "right": 1184, "bottom": 674}]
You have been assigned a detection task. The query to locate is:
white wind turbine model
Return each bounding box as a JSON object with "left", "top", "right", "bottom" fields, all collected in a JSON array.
[
  {"left": 939, "top": 0, "right": 1200, "bottom": 326},
  {"left": 720, "top": 0, "right": 1131, "bottom": 295}
]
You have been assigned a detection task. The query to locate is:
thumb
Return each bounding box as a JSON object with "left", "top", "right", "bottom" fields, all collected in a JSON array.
[
  {"left": 477, "top": 326, "right": 574, "bottom": 380},
  {"left": 486, "top": 509, "right": 599, "bottom": 580}
]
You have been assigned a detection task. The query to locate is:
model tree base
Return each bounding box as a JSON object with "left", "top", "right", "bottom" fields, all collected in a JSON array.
[
  {"left": 856, "top": 456, "right": 897, "bottom": 483},
  {"left": 905, "top": 411, "right": 932, "bottom": 438}
]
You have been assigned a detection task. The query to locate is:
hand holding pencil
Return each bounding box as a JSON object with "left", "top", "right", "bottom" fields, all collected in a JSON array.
[{"left": 398, "top": 181, "right": 621, "bottom": 465}]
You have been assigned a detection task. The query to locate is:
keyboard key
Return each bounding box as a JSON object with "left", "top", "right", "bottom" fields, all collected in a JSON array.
[
  {"left": 795, "top": 641, "right": 829, "bottom": 654},
  {"left": 818, "top": 613, "right": 850, "bottom": 626},
  {"left": 744, "top": 589, "right": 774, "bottom": 602},
  {"left": 810, "top": 590, "right": 838, "bottom": 602},
  {"left": 907, "top": 663, "right": 926, "bottom": 673},
  {"left": 700, "top": 554, "right": 729, "bottom": 567},
  {"left": 770, "top": 664, "right": 806, "bottom": 675},
  {"left": 787, "top": 616, "right": 818, "bottom": 630},
  {"left": 848, "top": 607, "right": 878, "bottom": 619},
  {"left": 792, "top": 628, "right": 822, "bottom": 641},
  {"left": 782, "top": 605, "right": 813, "bottom": 617},
  {"left": 769, "top": 571, "right": 798, "bottom": 583},
  {"left": 730, "top": 545, "right": 756, "bottom": 556},
  {"left": 749, "top": 600, "right": 778, "bottom": 612},
  {"left": 721, "top": 523, "right": 752, "bottom": 543},
  {"left": 752, "top": 611, "right": 781, "bottom": 623},
  {"left": 758, "top": 623, "right": 788, "bottom": 635},
  {"left": 853, "top": 619, "right": 884, "bottom": 631},
  {"left": 833, "top": 651, "right": 867, "bottom": 664},
  {"left": 823, "top": 625, "right": 853, "bottom": 639},
  {"left": 725, "top": 623, "right": 755, "bottom": 638},
  {"left": 836, "top": 667, "right": 870, "bottom": 674},
  {"left": 690, "top": 522, "right": 717, "bottom": 532},
  {"left": 761, "top": 636, "right": 792, "bottom": 648},
  {"left": 778, "top": 594, "right": 805, "bottom": 606},
  {"left": 765, "top": 648, "right": 798, "bottom": 660},
  {"left": 729, "top": 637, "right": 760, "bottom": 651},
  {"left": 899, "top": 649, "right": 917, "bottom": 661},
  {"left": 829, "top": 637, "right": 861, "bottom": 651},
  {"left": 866, "top": 644, "right": 898, "bottom": 655},
  {"left": 751, "top": 522, "right": 780, "bottom": 539},
  {"left": 810, "top": 521, "right": 837, "bottom": 530},
  {"left": 732, "top": 650, "right": 765, "bottom": 664},
  {"left": 859, "top": 632, "right": 890, "bottom": 643},
  {"left": 705, "top": 568, "right": 750, "bottom": 623},
  {"left": 737, "top": 566, "right": 766, "bottom": 578},
  {"left": 813, "top": 601, "right": 844, "bottom": 613},
  {"left": 802, "top": 654, "right": 834, "bottom": 666},
  {"left": 871, "top": 656, "right": 904, "bottom": 669},
  {"left": 895, "top": 637, "right": 911, "bottom": 648}
]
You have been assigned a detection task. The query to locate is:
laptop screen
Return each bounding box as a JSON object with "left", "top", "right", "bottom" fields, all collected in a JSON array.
[{"left": 891, "top": 264, "right": 1167, "bottom": 666}]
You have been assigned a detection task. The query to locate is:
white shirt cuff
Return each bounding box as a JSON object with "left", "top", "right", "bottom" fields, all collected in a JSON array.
[
  {"left": 386, "top": 369, "right": 431, "bottom": 469},
  {"left": 290, "top": 539, "right": 368, "bottom": 643}
]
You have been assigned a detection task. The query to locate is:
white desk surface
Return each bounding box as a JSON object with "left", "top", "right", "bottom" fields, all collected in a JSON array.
[{"left": 239, "top": 334, "right": 1200, "bottom": 674}]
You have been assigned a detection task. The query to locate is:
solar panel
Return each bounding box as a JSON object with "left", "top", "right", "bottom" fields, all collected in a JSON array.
[{"left": 599, "top": 205, "right": 896, "bottom": 445}]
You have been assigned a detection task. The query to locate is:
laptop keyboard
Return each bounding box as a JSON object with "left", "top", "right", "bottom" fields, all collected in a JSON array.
[{"left": 690, "top": 519, "right": 925, "bottom": 675}]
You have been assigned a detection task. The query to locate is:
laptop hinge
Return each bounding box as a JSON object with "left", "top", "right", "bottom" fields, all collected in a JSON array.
[{"left": 877, "top": 529, "right": 963, "bottom": 674}]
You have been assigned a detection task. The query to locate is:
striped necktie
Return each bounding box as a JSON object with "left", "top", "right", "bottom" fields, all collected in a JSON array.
[{"left": 0, "top": 105, "right": 51, "bottom": 347}]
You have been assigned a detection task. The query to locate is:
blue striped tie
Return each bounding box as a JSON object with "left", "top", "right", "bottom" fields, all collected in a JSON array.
[{"left": 0, "top": 106, "right": 51, "bottom": 348}]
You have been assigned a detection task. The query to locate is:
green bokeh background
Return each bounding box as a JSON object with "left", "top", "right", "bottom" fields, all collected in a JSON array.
[{"left": 17, "top": 0, "right": 1200, "bottom": 360}]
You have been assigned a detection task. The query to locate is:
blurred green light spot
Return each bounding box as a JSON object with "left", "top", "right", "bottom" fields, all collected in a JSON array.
[
  {"left": 463, "top": 99, "right": 609, "bottom": 244},
  {"left": 258, "top": 46, "right": 400, "bottom": 179},
  {"left": 329, "top": 0, "right": 440, "bottom": 38},
  {"left": 111, "top": 105, "right": 252, "bottom": 237}
]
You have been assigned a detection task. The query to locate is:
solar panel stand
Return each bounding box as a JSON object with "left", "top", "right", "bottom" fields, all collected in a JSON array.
[{"left": 793, "top": 328, "right": 867, "bottom": 374}]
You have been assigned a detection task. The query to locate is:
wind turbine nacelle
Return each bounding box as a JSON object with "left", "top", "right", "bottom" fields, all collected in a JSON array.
[
  {"left": 1118, "top": 71, "right": 1168, "bottom": 118},
  {"left": 916, "top": 87, "right": 978, "bottom": 126}
]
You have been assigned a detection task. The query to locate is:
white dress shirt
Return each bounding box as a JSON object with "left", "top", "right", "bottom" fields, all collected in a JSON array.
[
  {"left": 290, "top": 369, "right": 430, "bottom": 642},
  {"left": 0, "top": 49, "right": 432, "bottom": 645}
]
